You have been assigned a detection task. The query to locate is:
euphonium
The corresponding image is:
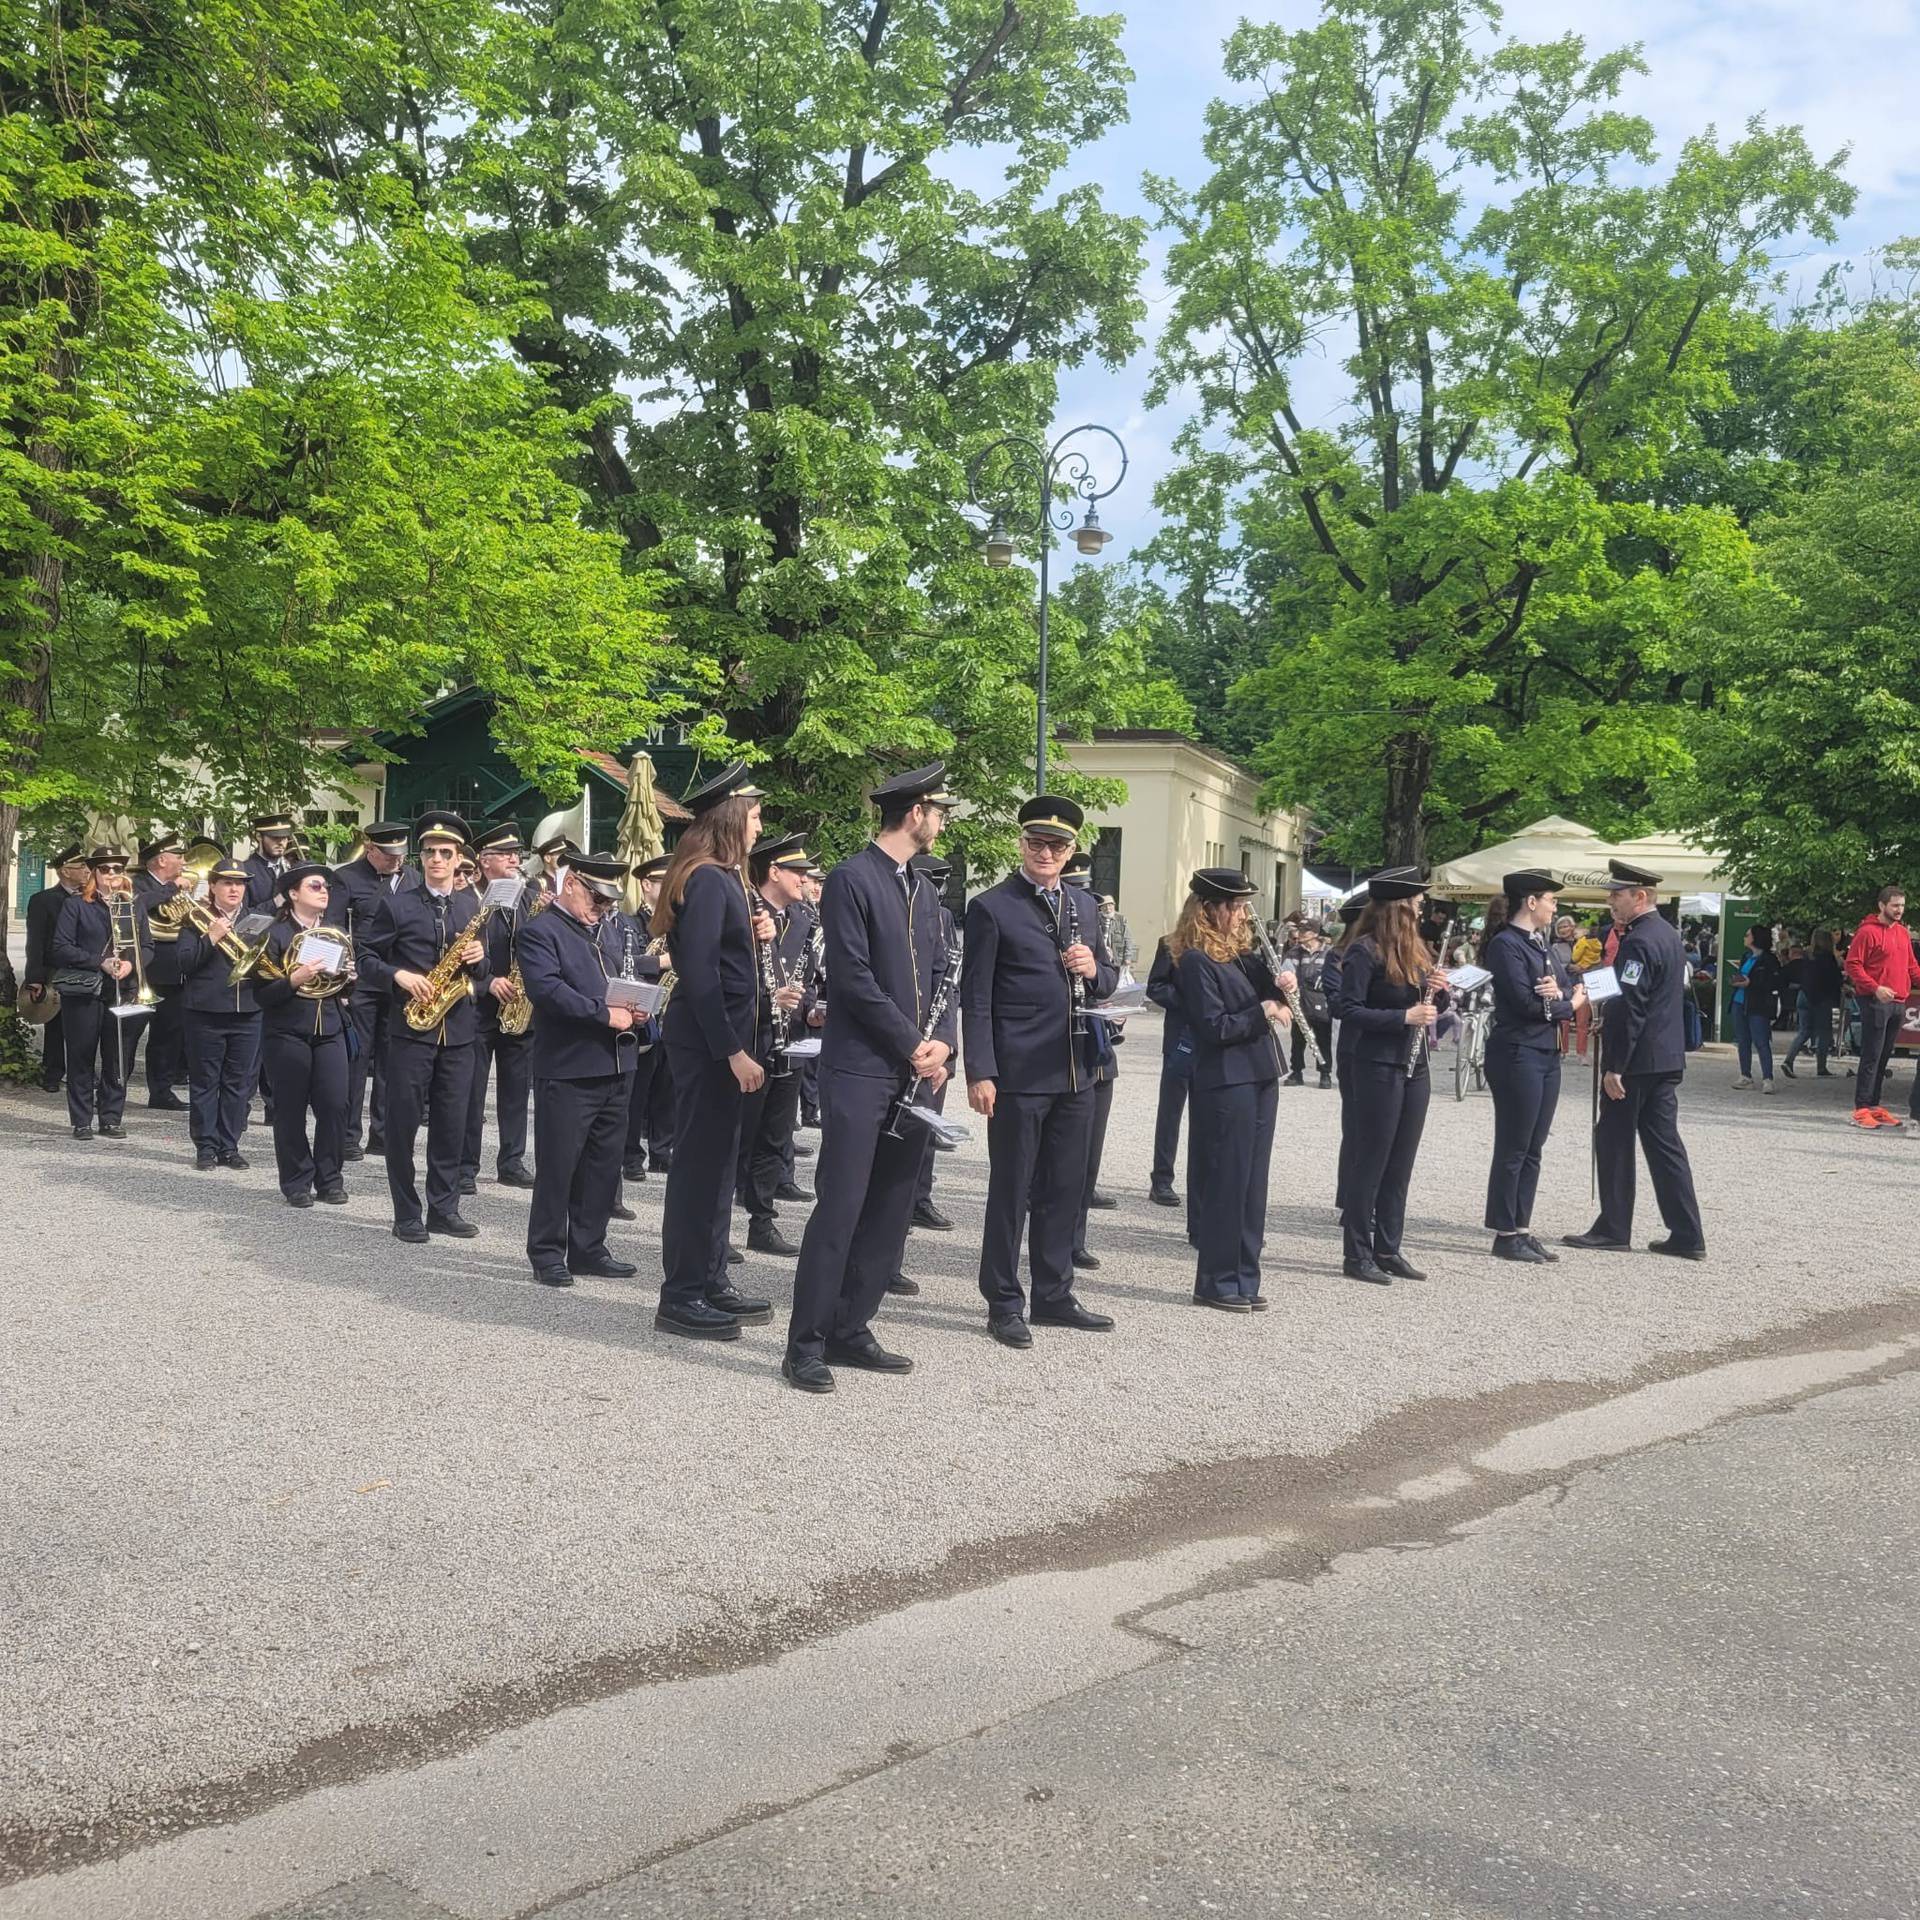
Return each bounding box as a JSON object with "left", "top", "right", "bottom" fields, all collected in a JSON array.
[
  {"left": 153, "top": 889, "right": 256, "bottom": 970},
  {"left": 405, "top": 901, "right": 501, "bottom": 1032}
]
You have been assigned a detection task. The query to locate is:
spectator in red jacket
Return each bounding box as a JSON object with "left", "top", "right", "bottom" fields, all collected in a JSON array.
[{"left": 1845, "top": 885, "right": 1917, "bottom": 1127}]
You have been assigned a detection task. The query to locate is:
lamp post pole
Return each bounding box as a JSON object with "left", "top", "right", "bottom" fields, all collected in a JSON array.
[{"left": 969, "top": 423, "right": 1128, "bottom": 791}]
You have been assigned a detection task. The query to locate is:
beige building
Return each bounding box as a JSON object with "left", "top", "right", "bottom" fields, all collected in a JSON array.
[{"left": 1057, "top": 729, "right": 1306, "bottom": 963}]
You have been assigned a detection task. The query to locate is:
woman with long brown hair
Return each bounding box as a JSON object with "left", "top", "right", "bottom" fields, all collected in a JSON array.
[
  {"left": 1331, "top": 867, "right": 1450, "bottom": 1285},
  {"left": 1171, "top": 869, "right": 1290, "bottom": 1311},
  {"left": 654, "top": 764, "right": 772, "bottom": 1341}
]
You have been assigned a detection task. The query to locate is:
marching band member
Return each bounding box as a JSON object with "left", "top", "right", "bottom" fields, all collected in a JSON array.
[
  {"left": 516, "top": 852, "right": 641, "bottom": 1287},
  {"left": 24, "top": 844, "right": 86, "bottom": 1092},
  {"left": 654, "top": 763, "right": 770, "bottom": 1340},
  {"left": 1063, "top": 847, "right": 1118, "bottom": 1271},
  {"left": 901, "top": 848, "right": 959, "bottom": 1252},
  {"left": 51, "top": 847, "right": 148, "bottom": 1141},
  {"left": 623, "top": 855, "right": 676, "bottom": 1181},
  {"left": 253, "top": 863, "right": 351, "bottom": 1206},
  {"left": 328, "top": 820, "right": 417, "bottom": 1161},
  {"left": 1481, "top": 870, "right": 1581, "bottom": 1263},
  {"left": 355, "top": 812, "right": 489, "bottom": 1243},
  {"left": 1144, "top": 933, "right": 1190, "bottom": 1211},
  {"left": 532, "top": 835, "right": 576, "bottom": 895},
  {"left": 963, "top": 796, "right": 1120, "bottom": 1347},
  {"left": 736, "top": 833, "right": 813, "bottom": 1259},
  {"left": 783, "top": 766, "right": 956, "bottom": 1392},
  {"left": 175, "top": 856, "right": 264, "bottom": 1172},
  {"left": 130, "top": 832, "right": 190, "bottom": 1109},
  {"left": 463, "top": 821, "right": 536, "bottom": 1193},
  {"left": 797, "top": 863, "right": 826, "bottom": 1130},
  {"left": 1172, "top": 869, "right": 1286, "bottom": 1311},
  {"left": 242, "top": 814, "right": 296, "bottom": 909},
  {"left": 1332, "top": 867, "right": 1449, "bottom": 1285}
]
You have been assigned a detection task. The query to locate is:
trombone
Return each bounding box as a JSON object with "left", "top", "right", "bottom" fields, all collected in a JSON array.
[{"left": 103, "top": 873, "right": 157, "bottom": 1011}]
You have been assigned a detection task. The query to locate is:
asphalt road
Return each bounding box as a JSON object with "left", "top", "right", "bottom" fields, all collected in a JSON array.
[{"left": 3, "top": 1010, "right": 1919, "bottom": 1914}]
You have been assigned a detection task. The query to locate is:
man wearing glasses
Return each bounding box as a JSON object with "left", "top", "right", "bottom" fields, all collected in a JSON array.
[{"left": 963, "top": 796, "right": 1121, "bottom": 1347}]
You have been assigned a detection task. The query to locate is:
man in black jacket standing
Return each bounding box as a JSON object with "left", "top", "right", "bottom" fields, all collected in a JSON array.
[
  {"left": 354, "top": 812, "right": 489, "bottom": 1243},
  {"left": 462, "top": 820, "right": 537, "bottom": 1193},
  {"left": 130, "top": 833, "right": 190, "bottom": 1109},
  {"left": 516, "top": 853, "right": 640, "bottom": 1287},
  {"left": 1564, "top": 861, "right": 1706, "bottom": 1260},
  {"left": 242, "top": 814, "right": 297, "bottom": 909},
  {"left": 328, "top": 821, "right": 417, "bottom": 1158},
  {"left": 23, "top": 845, "right": 86, "bottom": 1091},
  {"left": 963, "top": 796, "right": 1120, "bottom": 1347},
  {"left": 782, "top": 767, "right": 956, "bottom": 1393}
]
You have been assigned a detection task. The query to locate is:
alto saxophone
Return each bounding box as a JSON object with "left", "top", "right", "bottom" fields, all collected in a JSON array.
[{"left": 405, "top": 902, "right": 499, "bottom": 1032}]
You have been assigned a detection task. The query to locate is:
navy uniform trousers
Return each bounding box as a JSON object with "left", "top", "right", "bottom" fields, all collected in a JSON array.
[
  {"left": 186, "top": 1012, "right": 261, "bottom": 1159},
  {"left": 1483, "top": 1039, "right": 1561, "bottom": 1233},
  {"left": 1151, "top": 1052, "right": 1189, "bottom": 1193},
  {"left": 528, "top": 1074, "right": 627, "bottom": 1270},
  {"left": 660, "top": 1046, "right": 745, "bottom": 1309},
  {"left": 346, "top": 992, "right": 391, "bottom": 1148},
  {"left": 63, "top": 994, "right": 129, "bottom": 1129},
  {"left": 1341, "top": 1056, "right": 1430, "bottom": 1264},
  {"left": 911, "top": 1075, "right": 951, "bottom": 1210},
  {"left": 123, "top": 993, "right": 187, "bottom": 1101},
  {"left": 1192, "top": 1079, "right": 1279, "bottom": 1303},
  {"left": 979, "top": 1086, "right": 1095, "bottom": 1317},
  {"left": 1594, "top": 1069, "right": 1704, "bottom": 1247},
  {"left": 1073, "top": 1073, "right": 1115, "bottom": 1259},
  {"left": 464, "top": 1026, "right": 531, "bottom": 1180},
  {"left": 384, "top": 1037, "right": 476, "bottom": 1224},
  {"left": 737, "top": 1063, "right": 802, "bottom": 1228},
  {"left": 624, "top": 1045, "right": 675, "bottom": 1172},
  {"left": 787, "top": 1070, "right": 925, "bottom": 1361},
  {"left": 264, "top": 1028, "right": 348, "bottom": 1198}
]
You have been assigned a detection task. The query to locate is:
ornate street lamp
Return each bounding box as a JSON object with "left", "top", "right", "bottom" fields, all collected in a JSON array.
[{"left": 967, "top": 423, "right": 1128, "bottom": 788}]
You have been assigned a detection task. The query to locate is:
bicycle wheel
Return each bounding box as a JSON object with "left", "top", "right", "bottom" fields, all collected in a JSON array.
[{"left": 1454, "top": 1019, "right": 1469, "bottom": 1101}]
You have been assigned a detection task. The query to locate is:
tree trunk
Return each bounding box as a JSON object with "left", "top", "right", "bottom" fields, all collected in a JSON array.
[{"left": 1381, "top": 730, "right": 1432, "bottom": 868}]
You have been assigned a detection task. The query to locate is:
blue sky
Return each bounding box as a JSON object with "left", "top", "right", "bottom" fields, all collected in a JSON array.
[{"left": 1039, "top": 0, "right": 1920, "bottom": 573}]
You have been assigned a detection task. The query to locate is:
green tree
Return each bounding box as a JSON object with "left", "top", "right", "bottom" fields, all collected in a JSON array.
[
  {"left": 1147, "top": 0, "right": 1853, "bottom": 868},
  {"left": 0, "top": 0, "right": 675, "bottom": 959}
]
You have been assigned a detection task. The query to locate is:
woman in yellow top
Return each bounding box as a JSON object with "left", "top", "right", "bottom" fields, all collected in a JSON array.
[{"left": 1566, "top": 926, "right": 1604, "bottom": 1059}]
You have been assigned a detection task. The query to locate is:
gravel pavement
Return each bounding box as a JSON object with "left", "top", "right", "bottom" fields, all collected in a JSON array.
[{"left": 2, "top": 1017, "right": 1916, "bottom": 1874}]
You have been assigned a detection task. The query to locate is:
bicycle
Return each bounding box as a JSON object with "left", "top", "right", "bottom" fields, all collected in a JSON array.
[{"left": 1453, "top": 992, "right": 1493, "bottom": 1102}]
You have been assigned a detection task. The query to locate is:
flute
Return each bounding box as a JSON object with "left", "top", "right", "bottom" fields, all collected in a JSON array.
[{"left": 1401, "top": 916, "right": 1455, "bottom": 1080}]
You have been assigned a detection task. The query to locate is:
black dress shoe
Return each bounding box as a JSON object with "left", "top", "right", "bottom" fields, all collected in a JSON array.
[
  {"left": 533, "top": 1266, "right": 575, "bottom": 1288},
  {"left": 1192, "top": 1294, "right": 1252, "bottom": 1313},
  {"left": 1031, "top": 1298, "right": 1115, "bottom": 1332},
  {"left": 99, "top": 1122, "right": 127, "bottom": 1139},
  {"left": 71, "top": 1126, "right": 94, "bottom": 1142},
  {"left": 610, "top": 1200, "right": 637, "bottom": 1222},
  {"left": 426, "top": 1211, "right": 479, "bottom": 1239},
  {"left": 824, "top": 1336, "right": 914, "bottom": 1373},
  {"left": 570, "top": 1255, "right": 639, "bottom": 1278},
  {"left": 1087, "top": 1189, "right": 1118, "bottom": 1211},
  {"left": 1070, "top": 1248, "right": 1101, "bottom": 1271},
  {"left": 782, "top": 1354, "right": 835, "bottom": 1393},
  {"left": 148, "top": 1092, "right": 188, "bottom": 1111},
  {"left": 910, "top": 1201, "right": 952, "bottom": 1231},
  {"left": 649, "top": 1150, "right": 672, "bottom": 1172},
  {"left": 622, "top": 1158, "right": 647, "bottom": 1181},
  {"left": 1248, "top": 1297, "right": 1272, "bottom": 1313},
  {"left": 801, "top": 1111, "right": 821, "bottom": 1130},
  {"left": 458, "top": 1173, "right": 479, "bottom": 1196},
  {"left": 791, "top": 1139, "right": 814, "bottom": 1160},
  {"left": 318, "top": 1187, "right": 348, "bottom": 1204},
  {"left": 365, "top": 1134, "right": 385, "bottom": 1154},
  {"left": 393, "top": 1220, "right": 430, "bottom": 1244},
  {"left": 1522, "top": 1233, "right": 1559, "bottom": 1263},
  {"left": 1561, "top": 1230, "right": 1632, "bottom": 1252},
  {"left": 773, "top": 1180, "right": 813, "bottom": 1203},
  {"left": 1149, "top": 1185, "right": 1181, "bottom": 1208},
  {"left": 1648, "top": 1236, "right": 1708, "bottom": 1261},
  {"left": 655, "top": 1300, "right": 742, "bottom": 1340},
  {"left": 933, "top": 1133, "right": 958, "bottom": 1152},
  {"left": 1283, "top": 1071, "right": 1304, "bottom": 1087},
  {"left": 194, "top": 1148, "right": 217, "bottom": 1170},
  {"left": 1343, "top": 1255, "right": 1391, "bottom": 1285},
  {"left": 726, "top": 1242, "right": 745, "bottom": 1266},
  {"left": 496, "top": 1167, "right": 536, "bottom": 1189},
  {"left": 988, "top": 1315, "right": 1033, "bottom": 1348},
  {"left": 747, "top": 1221, "right": 800, "bottom": 1257},
  {"left": 342, "top": 1140, "right": 364, "bottom": 1163},
  {"left": 707, "top": 1284, "right": 773, "bottom": 1324},
  {"left": 287, "top": 1190, "right": 315, "bottom": 1209},
  {"left": 1373, "top": 1251, "right": 1425, "bottom": 1280},
  {"left": 1317, "top": 1070, "right": 1333, "bottom": 1089},
  {"left": 1491, "top": 1235, "right": 1549, "bottom": 1264},
  {"left": 219, "top": 1150, "right": 247, "bottom": 1169},
  {"left": 885, "top": 1275, "right": 920, "bottom": 1296}
]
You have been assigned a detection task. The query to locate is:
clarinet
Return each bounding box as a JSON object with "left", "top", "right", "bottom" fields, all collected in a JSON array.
[
  {"left": 1063, "top": 892, "right": 1089, "bottom": 1036},
  {"left": 751, "top": 888, "right": 792, "bottom": 1077},
  {"left": 884, "top": 934, "right": 963, "bottom": 1136},
  {"left": 1402, "top": 916, "right": 1455, "bottom": 1079}
]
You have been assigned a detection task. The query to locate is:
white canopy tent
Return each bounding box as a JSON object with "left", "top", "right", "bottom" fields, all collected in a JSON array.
[{"left": 1428, "top": 816, "right": 1733, "bottom": 904}]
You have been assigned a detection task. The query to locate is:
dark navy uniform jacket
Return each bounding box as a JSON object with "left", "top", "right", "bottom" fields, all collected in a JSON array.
[
  {"left": 242, "top": 852, "right": 290, "bottom": 911},
  {"left": 326, "top": 854, "right": 419, "bottom": 938},
  {"left": 664, "top": 862, "right": 760, "bottom": 1060},
  {"left": 518, "top": 903, "right": 636, "bottom": 1080},
  {"left": 175, "top": 919, "right": 262, "bottom": 1018},
  {"left": 251, "top": 919, "right": 348, "bottom": 1037},
  {"left": 53, "top": 892, "right": 151, "bottom": 981},
  {"left": 25, "top": 883, "right": 79, "bottom": 989},
  {"left": 961, "top": 873, "right": 1120, "bottom": 1095},
  {"left": 132, "top": 872, "right": 185, "bottom": 989},
  {"left": 1145, "top": 938, "right": 1189, "bottom": 1062},
  {"left": 1175, "top": 947, "right": 1284, "bottom": 1090},
  {"left": 1600, "top": 909, "right": 1688, "bottom": 1076},
  {"left": 355, "top": 887, "right": 490, "bottom": 1048},
  {"left": 819, "top": 842, "right": 954, "bottom": 1082},
  {"left": 1484, "top": 923, "right": 1574, "bottom": 1052},
  {"left": 1332, "top": 936, "right": 1450, "bottom": 1065},
  {"left": 594, "top": 905, "right": 663, "bottom": 1049}
]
